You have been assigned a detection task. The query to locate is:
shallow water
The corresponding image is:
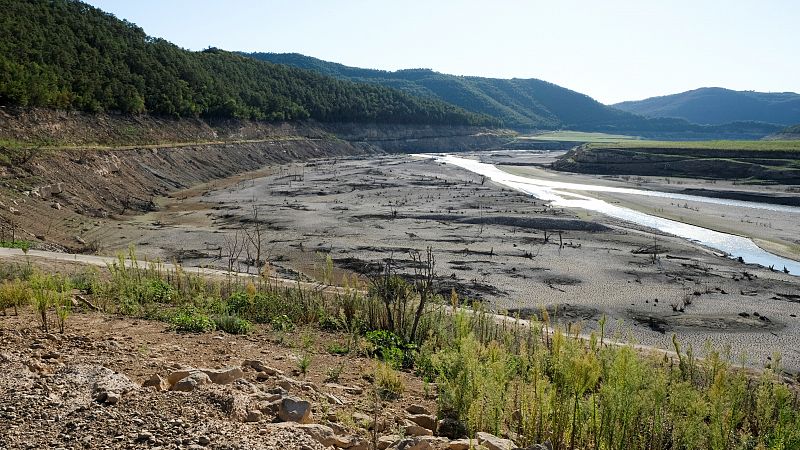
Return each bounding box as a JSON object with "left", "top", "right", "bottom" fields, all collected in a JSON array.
[{"left": 431, "top": 154, "right": 800, "bottom": 275}]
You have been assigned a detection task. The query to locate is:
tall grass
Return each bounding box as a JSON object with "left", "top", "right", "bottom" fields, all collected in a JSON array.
[{"left": 1, "top": 251, "right": 798, "bottom": 448}]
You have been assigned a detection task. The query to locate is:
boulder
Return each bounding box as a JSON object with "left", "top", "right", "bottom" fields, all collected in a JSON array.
[
  {"left": 168, "top": 367, "right": 243, "bottom": 386},
  {"left": 297, "top": 424, "right": 351, "bottom": 448},
  {"left": 172, "top": 371, "right": 211, "bottom": 392},
  {"left": 406, "top": 404, "right": 432, "bottom": 415},
  {"left": 277, "top": 397, "right": 312, "bottom": 423},
  {"left": 378, "top": 435, "right": 400, "bottom": 449},
  {"left": 404, "top": 424, "right": 433, "bottom": 437},
  {"left": 407, "top": 414, "right": 437, "bottom": 432},
  {"left": 201, "top": 366, "right": 244, "bottom": 385},
  {"left": 88, "top": 366, "right": 139, "bottom": 405},
  {"left": 390, "top": 436, "right": 449, "bottom": 450},
  {"left": 142, "top": 374, "right": 168, "bottom": 391},
  {"left": 447, "top": 439, "right": 471, "bottom": 450},
  {"left": 476, "top": 432, "right": 516, "bottom": 450}
]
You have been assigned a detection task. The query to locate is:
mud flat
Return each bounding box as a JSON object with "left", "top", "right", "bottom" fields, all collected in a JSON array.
[{"left": 98, "top": 154, "right": 800, "bottom": 371}]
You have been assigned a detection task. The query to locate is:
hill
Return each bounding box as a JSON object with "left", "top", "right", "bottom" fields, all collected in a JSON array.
[
  {"left": 246, "top": 53, "right": 637, "bottom": 130},
  {"left": 245, "top": 54, "right": 784, "bottom": 138},
  {"left": 0, "top": 0, "right": 494, "bottom": 127},
  {"left": 766, "top": 124, "right": 800, "bottom": 140},
  {"left": 613, "top": 87, "right": 800, "bottom": 126}
]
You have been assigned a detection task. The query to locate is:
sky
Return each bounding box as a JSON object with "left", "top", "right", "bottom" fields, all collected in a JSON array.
[{"left": 86, "top": 0, "right": 799, "bottom": 104}]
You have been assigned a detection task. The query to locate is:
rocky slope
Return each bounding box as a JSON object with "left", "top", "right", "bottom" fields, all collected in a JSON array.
[
  {"left": 0, "top": 310, "right": 533, "bottom": 450},
  {"left": 0, "top": 108, "right": 511, "bottom": 251}
]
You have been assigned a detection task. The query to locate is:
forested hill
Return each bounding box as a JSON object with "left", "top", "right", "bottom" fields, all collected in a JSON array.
[
  {"left": 0, "top": 0, "right": 495, "bottom": 126},
  {"left": 246, "top": 52, "right": 636, "bottom": 130},
  {"left": 613, "top": 88, "right": 800, "bottom": 126}
]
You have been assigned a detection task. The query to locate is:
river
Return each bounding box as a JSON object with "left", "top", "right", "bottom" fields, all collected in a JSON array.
[{"left": 431, "top": 154, "right": 800, "bottom": 275}]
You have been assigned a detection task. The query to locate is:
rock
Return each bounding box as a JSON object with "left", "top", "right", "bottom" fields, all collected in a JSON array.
[
  {"left": 244, "top": 360, "right": 284, "bottom": 376},
  {"left": 201, "top": 366, "right": 244, "bottom": 385},
  {"left": 448, "top": 439, "right": 471, "bottom": 450},
  {"left": 40, "top": 185, "right": 52, "bottom": 199},
  {"left": 88, "top": 366, "right": 139, "bottom": 405},
  {"left": 406, "top": 404, "right": 432, "bottom": 415},
  {"left": 407, "top": 414, "right": 437, "bottom": 432},
  {"left": 245, "top": 409, "right": 263, "bottom": 422},
  {"left": 404, "top": 424, "right": 433, "bottom": 437},
  {"left": 297, "top": 424, "right": 352, "bottom": 448},
  {"left": 390, "top": 436, "right": 449, "bottom": 450},
  {"left": 52, "top": 202, "right": 62, "bottom": 210},
  {"left": 476, "top": 432, "right": 516, "bottom": 450},
  {"left": 197, "top": 435, "right": 210, "bottom": 446},
  {"left": 325, "top": 392, "right": 344, "bottom": 405},
  {"left": 168, "top": 367, "right": 242, "bottom": 387},
  {"left": 172, "top": 371, "right": 211, "bottom": 392},
  {"left": 352, "top": 412, "right": 374, "bottom": 430},
  {"left": 75, "top": 236, "right": 87, "bottom": 245},
  {"left": 325, "top": 382, "right": 363, "bottom": 395},
  {"left": 378, "top": 435, "right": 400, "bottom": 450},
  {"left": 9, "top": 207, "right": 20, "bottom": 215},
  {"left": 142, "top": 374, "right": 168, "bottom": 391},
  {"left": 136, "top": 431, "right": 154, "bottom": 442},
  {"left": 437, "top": 418, "right": 467, "bottom": 439},
  {"left": 277, "top": 397, "right": 312, "bottom": 423}
]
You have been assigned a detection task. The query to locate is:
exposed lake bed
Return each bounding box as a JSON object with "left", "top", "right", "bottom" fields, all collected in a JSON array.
[{"left": 94, "top": 151, "right": 800, "bottom": 370}]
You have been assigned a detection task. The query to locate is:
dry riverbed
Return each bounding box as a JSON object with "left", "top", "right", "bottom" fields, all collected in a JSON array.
[{"left": 90, "top": 154, "right": 800, "bottom": 371}]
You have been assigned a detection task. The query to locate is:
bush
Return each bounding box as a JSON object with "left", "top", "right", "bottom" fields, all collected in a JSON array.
[
  {"left": 375, "top": 361, "right": 404, "bottom": 400},
  {"left": 213, "top": 315, "right": 253, "bottom": 335},
  {"left": 271, "top": 314, "right": 294, "bottom": 332},
  {"left": 0, "top": 240, "right": 31, "bottom": 251},
  {"left": 0, "top": 279, "right": 29, "bottom": 315},
  {"left": 169, "top": 309, "right": 216, "bottom": 333}
]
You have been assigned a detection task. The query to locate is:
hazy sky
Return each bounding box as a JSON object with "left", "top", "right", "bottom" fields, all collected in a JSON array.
[{"left": 87, "top": 0, "right": 799, "bottom": 104}]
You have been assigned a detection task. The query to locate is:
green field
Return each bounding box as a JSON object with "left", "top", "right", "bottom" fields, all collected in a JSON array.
[{"left": 520, "top": 131, "right": 642, "bottom": 143}]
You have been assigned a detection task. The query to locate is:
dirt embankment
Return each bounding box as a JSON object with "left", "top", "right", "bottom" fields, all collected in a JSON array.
[
  {"left": 0, "top": 108, "right": 511, "bottom": 251},
  {"left": 553, "top": 144, "right": 800, "bottom": 184}
]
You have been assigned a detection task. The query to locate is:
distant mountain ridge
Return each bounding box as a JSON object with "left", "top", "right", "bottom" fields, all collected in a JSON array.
[
  {"left": 245, "top": 53, "right": 783, "bottom": 138},
  {"left": 246, "top": 53, "right": 642, "bottom": 130},
  {"left": 613, "top": 87, "right": 800, "bottom": 126}
]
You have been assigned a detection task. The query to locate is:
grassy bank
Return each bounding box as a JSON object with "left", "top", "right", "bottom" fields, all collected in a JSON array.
[{"left": 1, "top": 250, "right": 798, "bottom": 449}]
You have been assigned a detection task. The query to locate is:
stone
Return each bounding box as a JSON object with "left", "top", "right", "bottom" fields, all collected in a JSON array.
[
  {"left": 142, "top": 374, "right": 168, "bottom": 391},
  {"left": 325, "top": 382, "right": 363, "bottom": 395},
  {"left": 390, "top": 436, "right": 449, "bottom": 450},
  {"left": 406, "top": 404, "right": 431, "bottom": 415},
  {"left": 475, "top": 432, "right": 516, "bottom": 450},
  {"left": 407, "top": 414, "right": 437, "bottom": 432},
  {"left": 297, "top": 424, "right": 351, "bottom": 448},
  {"left": 9, "top": 207, "right": 20, "bottom": 215},
  {"left": 198, "top": 435, "right": 210, "bottom": 446},
  {"left": 245, "top": 409, "right": 263, "bottom": 423},
  {"left": 378, "top": 435, "right": 400, "bottom": 450},
  {"left": 167, "top": 369, "right": 193, "bottom": 386},
  {"left": 277, "top": 397, "right": 312, "bottom": 423},
  {"left": 437, "top": 418, "right": 467, "bottom": 439},
  {"left": 325, "top": 392, "right": 344, "bottom": 405},
  {"left": 200, "top": 366, "right": 244, "bottom": 385},
  {"left": 172, "top": 371, "right": 211, "bottom": 392},
  {"left": 244, "top": 360, "right": 284, "bottom": 376},
  {"left": 52, "top": 202, "right": 62, "bottom": 210},
  {"left": 448, "top": 439, "right": 471, "bottom": 450},
  {"left": 352, "top": 412, "right": 373, "bottom": 429},
  {"left": 404, "top": 424, "right": 433, "bottom": 437}
]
